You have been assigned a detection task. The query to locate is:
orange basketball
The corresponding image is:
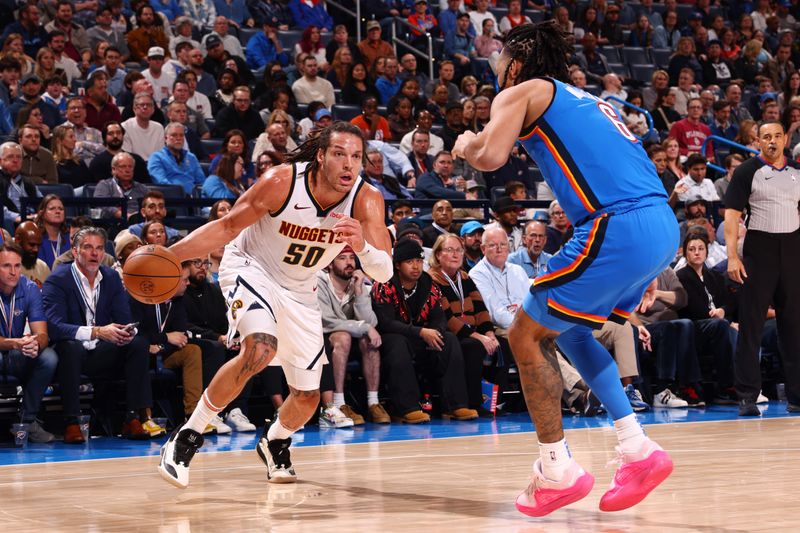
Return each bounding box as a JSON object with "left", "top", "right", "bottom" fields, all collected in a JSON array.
[{"left": 123, "top": 244, "right": 182, "bottom": 304}]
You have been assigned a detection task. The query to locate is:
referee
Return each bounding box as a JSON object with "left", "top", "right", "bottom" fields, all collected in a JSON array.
[{"left": 724, "top": 121, "right": 800, "bottom": 416}]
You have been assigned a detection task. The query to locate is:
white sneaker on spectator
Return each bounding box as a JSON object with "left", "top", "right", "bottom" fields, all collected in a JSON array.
[
  {"left": 209, "top": 415, "right": 232, "bottom": 434},
  {"left": 756, "top": 391, "right": 769, "bottom": 404},
  {"left": 225, "top": 408, "right": 256, "bottom": 431},
  {"left": 318, "top": 404, "right": 354, "bottom": 428},
  {"left": 653, "top": 388, "right": 689, "bottom": 408}
]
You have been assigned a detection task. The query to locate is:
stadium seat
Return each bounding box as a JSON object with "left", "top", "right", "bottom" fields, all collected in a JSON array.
[
  {"left": 39, "top": 183, "right": 78, "bottom": 216},
  {"left": 529, "top": 10, "right": 545, "bottom": 23},
  {"left": 148, "top": 184, "right": 189, "bottom": 216},
  {"left": 238, "top": 28, "right": 259, "bottom": 47},
  {"left": 529, "top": 166, "right": 543, "bottom": 183},
  {"left": 583, "top": 84, "right": 601, "bottom": 96},
  {"left": 296, "top": 102, "right": 309, "bottom": 117},
  {"left": 83, "top": 184, "right": 96, "bottom": 198},
  {"left": 675, "top": 4, "right": 694, "bottom": 23},
  {"left": 278, "top": 30, "right": 302, "bottom": 50},
  {"left": 622, "top": 47, "right": 649, "bottom": 65},
  {"left": 651, "top": 48, "right": 672, "bottom": 69},
  {"left": 200, "top": 138, "right": 223, "bottom": 160},
  {"left": 601, "top": 46, "right": 622, "bottom": 63},
  {"left": 631, "top": 64, "right": 656, "bottom": 84},
  {"left": 490, "top": 7, "right": 508, "bottom": 19},
  {"left": 332, "top": 104, "right": 361, "bottom": 121},
  {"left": 608, "top": 63, "right": 630, "bottom": 77}
]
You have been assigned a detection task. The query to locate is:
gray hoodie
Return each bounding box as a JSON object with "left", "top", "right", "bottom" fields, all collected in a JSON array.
[{"left": 316, "top": 271, "right": 378, "bottom": 336}]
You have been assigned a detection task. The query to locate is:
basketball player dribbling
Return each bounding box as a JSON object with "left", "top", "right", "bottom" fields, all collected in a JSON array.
[
  {"left": 158, "top": 122, "right": 393, "bottom": 488},
  {"left": 452, "top": 22, "right": 679, "bottom": 516}
]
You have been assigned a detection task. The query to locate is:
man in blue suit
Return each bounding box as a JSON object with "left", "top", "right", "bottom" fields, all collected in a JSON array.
[{"left": 42, "top": 227, "right": 157, "bottom": 443}]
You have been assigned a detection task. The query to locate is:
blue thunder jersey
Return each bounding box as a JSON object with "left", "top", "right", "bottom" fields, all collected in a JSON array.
[{"left": 517, "top": 78, "right": 667, "bottom": 225}]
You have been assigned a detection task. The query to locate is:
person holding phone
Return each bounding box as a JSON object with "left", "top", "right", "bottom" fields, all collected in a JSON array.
[{"left": 42, "top": 227, "right": 164, "bottom": 443}]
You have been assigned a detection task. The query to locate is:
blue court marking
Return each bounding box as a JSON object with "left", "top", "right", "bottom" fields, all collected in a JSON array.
[{"left": 1, "top": 402, "right": 797, "bottom": 467}]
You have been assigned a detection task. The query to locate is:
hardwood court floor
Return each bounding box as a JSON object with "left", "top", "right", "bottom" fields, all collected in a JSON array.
[{"left": 1, "top": 417, "right": 798, "bottom": 532}]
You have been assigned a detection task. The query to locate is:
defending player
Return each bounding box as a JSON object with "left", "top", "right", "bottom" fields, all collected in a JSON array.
[
  {"left": 452, "top": 22, "right": 679, "bottom": 516},
  {"left": 158, "top": 122, "right": 393, "bottom": 488}
]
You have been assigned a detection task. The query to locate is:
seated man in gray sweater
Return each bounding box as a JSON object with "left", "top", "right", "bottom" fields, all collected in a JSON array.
[{"left": 316, "top": 246, "right": 390, "bottom": 426}]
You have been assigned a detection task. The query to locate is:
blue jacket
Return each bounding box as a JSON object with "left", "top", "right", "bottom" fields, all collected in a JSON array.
[
  {"left": 444, "top": 31, "right": 474, "bottom": 61},
  {"left": 375, "top": 76, "right": 402, "bottom": 106},
  {"left": 245, "top": 32, "right": 290, "bottom": 69},
  {"left": 147, "top": 146, "right": 206, "bottom": 195},
  {"left": 414, "top": 171, "right": 466, "bottom": 200},
  {"left": 9, "top": 98, "right": 62, "bottom": 129},
  {"left": 0, "top": 22, "right": 49, "bottom": 58},
  {"left": 152, "top": 0, "right": 183, "bottom": 21},
  {"left": 287, "top": 0, "right": 333, "bottom": 30},
  {"left": 438, "top": 9, "right": 476, "bottom": 39},
  {"left": 42, "top": 264, "right": 133, "bottom": 342},
  {"left": 201, "top": 174, "right": 238, "bottom": 199}
]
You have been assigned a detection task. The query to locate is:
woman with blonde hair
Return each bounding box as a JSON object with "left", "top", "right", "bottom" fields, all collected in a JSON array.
[
  {"left": 428, "top": 233, "right": 501, "bottom": 416},
  {"left": 51, "top": 124, "right": 92, "bottom": 188},
  {"left": 735, "top": 39, "right": 763, "bottom": 86},
  {"left": 460, "top": 75, "right": 479, "bottom": 100},
  {"left": 0, "top": 34, "right": 34, "bottom": 75},
  {"left": 643, "top": 69, "right": 669, "bottom": 110},
  {"left": 34, "top": 47, "right": 64, "bottom": 84},
  {"left": 327, "top": 46, "right": 353, "bottom": 89},
  {"left": 462, "top": 98, "right": 477, "bottom": 132}
]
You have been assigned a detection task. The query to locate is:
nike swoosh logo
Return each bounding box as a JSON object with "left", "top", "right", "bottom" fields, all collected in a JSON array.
[{"left": 294, "top": 204, "right": 311, "bottom": 209}]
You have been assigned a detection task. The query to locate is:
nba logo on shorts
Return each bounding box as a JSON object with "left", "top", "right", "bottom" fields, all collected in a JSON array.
[{"left": 230, "top": 299, "right": 243, "bottom": 320}]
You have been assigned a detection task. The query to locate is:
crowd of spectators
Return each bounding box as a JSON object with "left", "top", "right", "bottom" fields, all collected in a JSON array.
[{"left": 1, "top": 0, "right": 798, "bottom": 442}]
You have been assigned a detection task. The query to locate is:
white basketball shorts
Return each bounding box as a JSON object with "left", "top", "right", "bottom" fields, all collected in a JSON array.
[{"left": 219, "top": 248, "right": 327, "bottom": 391}]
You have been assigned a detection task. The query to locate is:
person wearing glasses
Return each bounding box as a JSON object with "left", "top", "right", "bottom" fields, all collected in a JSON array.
[
  {"left": 668, "top": 96, "right": 715, "bottom": 160},
  {"left": 121, "top": 93, "right": 164, "bottom": 162},
  {"left": 213, "top": 86, "right": 265, "bottom": 141},
  {"left": 544, "top": 200, "right": 570, "bottom": 255},
  {"left": 147, "top": 122, "right": 206, "bottom": 195}
]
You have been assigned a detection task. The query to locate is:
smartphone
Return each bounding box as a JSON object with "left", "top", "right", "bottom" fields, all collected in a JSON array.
[{"left": 124, "top": 322, "right": 139, "bottom": 333}]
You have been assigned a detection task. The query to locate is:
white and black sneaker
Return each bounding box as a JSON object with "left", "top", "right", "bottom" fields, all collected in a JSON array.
[
  {"left": 158, "top": 427, "right": 204, "bottom": 489},
  {"left": 256, "top": 419, "right": 297, "bottom": 484}
]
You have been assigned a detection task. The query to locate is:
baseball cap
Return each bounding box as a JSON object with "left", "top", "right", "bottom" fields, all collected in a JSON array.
[
  {"left": 492, "top": 196, "right": 522, "bottom": 214},
  {"left": 205, "top": 35, "right": 223, "bottom": 49},
  {"left": 685, "top": 195, "right": 706, "bottom": 207},
  {"left": 689, "top": 12, "right": 703, "bottom": 21},
  {"left": 147, "top": 46, "right": 165, "bottom": 58},
  {"left": 314, "top": 108, "right": 332, "bottom": 121},
  {"left": 393, "top": 238, "right": 424, "bottom": 263},
  {"left": 459, "top": 220, "right": 485, "bottom": 237},
  {"left": 465, "top": 179, "right": 484, "bottom": 190},
  {"left": 760, "top": 91, "right": 777, "bottom": 103},
  {"left": 366, "top": 20, "right": 381, "bottom": 31},
  {"left": 396, "top": 226, "right": 424, "bottom": 242},
  {"left": 21, "top": 73, "right": 41, "bottom": 85}
]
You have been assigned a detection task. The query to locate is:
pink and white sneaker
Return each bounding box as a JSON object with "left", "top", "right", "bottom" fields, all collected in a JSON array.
[
  {"left": 515, "top": 459, "right": 595, "bottom": 517},
  {"left": 599, "top": 439, "right": 674, "bottom": 512}
]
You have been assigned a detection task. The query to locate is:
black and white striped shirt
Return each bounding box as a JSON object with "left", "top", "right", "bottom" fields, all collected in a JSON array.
[{"left": 725, "top": 156, "right": 800, "bottom": 233}]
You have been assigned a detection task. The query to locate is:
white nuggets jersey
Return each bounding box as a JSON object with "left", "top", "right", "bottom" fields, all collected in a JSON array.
[{"left": 228, "top": 162, "right": 365, "bottom": 294}]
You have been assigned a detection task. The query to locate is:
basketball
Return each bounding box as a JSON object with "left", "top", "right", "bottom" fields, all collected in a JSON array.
[{"left": 123, "top": 244, "right": 182, "bottom": 304}]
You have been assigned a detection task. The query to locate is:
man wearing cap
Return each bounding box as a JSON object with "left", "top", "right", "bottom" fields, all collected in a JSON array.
[
  {"left": 414, "top": 151, "right": 466, "bottom": 200},
  {"left": 213, "top": 86, "right": 264, "bottom": 141},
  {"left": 485, "top": 196, "right": 524, "bottom": 252},
  {"left": 14, "top": 221, "right": 50, "bottom": 288},
  {"left": 245, "top": 19, "right": 289, "bottom": 70},
  {"left": 144, "top": 47, "right": 176, "bottom": 105},
  {"left": 358, "top": 21, "right": 395, "bottom": 71},
  {"left": 446, "top": 13, "right": 478, "bottom": 82},
  {"left": 10, "top": 74, "right": 61, "bottom": 129},
  {"left": 508, "top": 220, "right": 553, "bottom": 279},
  {"left": 371, "top": 238, "right": 478, "bottom": 423},
  {"left": 440, "top": 102, "right": 465, "bottom": 152},
  {"left": 203, "top": 33, "right": 251, "bottom": 84},
  {"left": 291, "top": 55, "right": 335, "bottom": 109},
  {"left": 677, "top": 154, "right": 719, "bottom": 202},
  {"left": 422, "top": 199, "right": 458, "bottom": 247},
  {"left": 203, "top": 16, "right": 245, "bottom": 59},
  {"left": 460, "top": 221, "right": 484, "bottom": 270}
]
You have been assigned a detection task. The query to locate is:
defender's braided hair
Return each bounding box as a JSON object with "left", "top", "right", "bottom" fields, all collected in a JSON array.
[
  {"left": 501, "top": 21, "right": 573, "bottom": 88},
  {"left": 287, "top": 121, "right": 367, "bottom": 182}
]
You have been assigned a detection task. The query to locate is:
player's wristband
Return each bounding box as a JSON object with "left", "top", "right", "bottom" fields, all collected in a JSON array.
[{"left": 356, "top": 242, "right": 393, "bottom": 283}]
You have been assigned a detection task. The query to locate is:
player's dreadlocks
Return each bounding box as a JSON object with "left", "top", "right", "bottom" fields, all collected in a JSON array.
[
  {"left": 501, "top": 21, "right": 573, "bottom": 88},
  {"left": 287, "top": 121, "right": 367, "bottom": 183}
]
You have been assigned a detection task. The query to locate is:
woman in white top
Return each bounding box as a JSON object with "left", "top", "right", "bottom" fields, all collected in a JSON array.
[{"left": 294, "top": 26, "right": 329, "bottom": 72}]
